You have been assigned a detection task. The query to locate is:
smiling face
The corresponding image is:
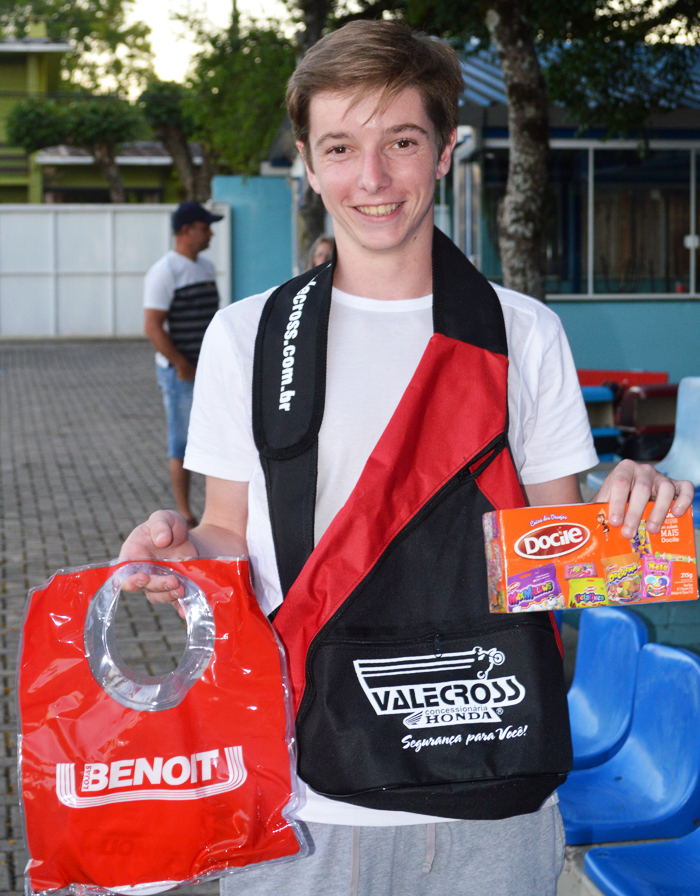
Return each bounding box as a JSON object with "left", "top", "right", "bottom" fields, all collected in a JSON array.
[{"left": 300, "top": 88, "right": 456, "bottom": 270}]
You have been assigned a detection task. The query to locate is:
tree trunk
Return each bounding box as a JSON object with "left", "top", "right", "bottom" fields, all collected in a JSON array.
[
  {"left": 92, "top": 142, "right": 126, "bottom": 203},
  {"left": 297, "top": 0, "right": 334, "bottom": 51},
  {"left": 484, "top": 0, "right": 549, "bottom": 301},
  {"left": 193, "top": 147, "right": 219, "bottom": 203},
  {"left": 157, "top": 125, "right": 199, "bottom": 200},
  {"left": 293, "top": 0, "right": 334, "bottom": 265}
]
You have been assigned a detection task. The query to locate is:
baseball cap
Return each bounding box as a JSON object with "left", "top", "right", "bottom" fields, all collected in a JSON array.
[{"left": 171, "top": 201, "right": 224, "bottom": 232}]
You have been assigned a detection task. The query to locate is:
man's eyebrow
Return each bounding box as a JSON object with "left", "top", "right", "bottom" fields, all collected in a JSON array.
[
  {"left": 385, "top": 123, "right": 430, "bottom": 137},
  {"left": 314, "top": 131, "right": 352, "bottom": 149}
]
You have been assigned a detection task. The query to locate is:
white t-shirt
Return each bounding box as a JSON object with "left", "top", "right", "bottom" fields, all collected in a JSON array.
[
  {"left": 185, "top": 283, "right": 597, "bottom": 827},
  {"left": 143, "top": 250, "right": 217, "bottom": 367}
]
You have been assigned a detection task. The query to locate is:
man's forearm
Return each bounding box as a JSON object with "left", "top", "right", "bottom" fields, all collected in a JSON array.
[{"left": 145, "top": 324, "right": 190, "bottom": 370}]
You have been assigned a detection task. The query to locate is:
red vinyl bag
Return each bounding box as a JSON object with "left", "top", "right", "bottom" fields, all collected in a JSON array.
[{"left": 18, "top": 558, "right": 306, "bottom": 895}]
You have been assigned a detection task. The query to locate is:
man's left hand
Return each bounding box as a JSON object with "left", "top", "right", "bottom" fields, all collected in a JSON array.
[{"left": 593, "top": 459, "right": 694, "bottom": 538}]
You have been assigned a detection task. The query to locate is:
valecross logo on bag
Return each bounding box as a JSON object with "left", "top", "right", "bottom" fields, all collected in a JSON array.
[
  {"left": 55, "top": 746, "right": 247, "bottom": 808},
  {"left": 514, "top": 523, "right": 590, "bottom": 560},
  {"left": 353, "top": 647, "right": 525, "bottom": 730}
]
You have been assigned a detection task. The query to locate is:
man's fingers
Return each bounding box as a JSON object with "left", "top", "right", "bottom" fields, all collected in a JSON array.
[
  {"left": 120, "top": 573, "right": 185, "bottom": 603},
  {"left": 671, "top": 480, "right": 695, "bottom": 517},
  {"left": 595, "top": 461, "right": 694, "bottom": 538},
  {"left": 642, "top": 476, "right": 679, "bottom": 534},
  {"left": 602, "top": 460, "right": 650, "bottom": 529},
  {"left": 119, "top": 511, "right": 194, "bottom": 561},
  {"left": 148, "top": 510, "right": 184, "bottom": 549}
]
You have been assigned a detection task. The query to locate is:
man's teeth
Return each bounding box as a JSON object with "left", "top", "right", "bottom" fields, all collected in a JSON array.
[{"left": 357, "top": 203, "right": 400, "bottom": 216}]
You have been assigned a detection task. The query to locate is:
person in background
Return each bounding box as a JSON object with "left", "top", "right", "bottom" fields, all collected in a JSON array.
[
  {"left": 143, "top": 201, "right": 223, "bottom": 527},
  {"left": 308, "top": 233, "right": 334, "bottom": 269}
]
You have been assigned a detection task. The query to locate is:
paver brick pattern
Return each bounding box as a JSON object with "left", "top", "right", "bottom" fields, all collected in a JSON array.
[{"left": 0, "top": 339, "right": 222, "bottom": 895}]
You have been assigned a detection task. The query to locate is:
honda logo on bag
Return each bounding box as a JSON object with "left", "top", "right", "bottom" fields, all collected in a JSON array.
[
  {"left": 514, "top": 523, "right": 590, "bottom": 559},
  {"left": 354, "top": 647, "right": 526, "bottom": 730}
]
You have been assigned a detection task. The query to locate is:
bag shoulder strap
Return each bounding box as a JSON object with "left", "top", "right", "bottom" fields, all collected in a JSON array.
[{"left": 252, "top": 230, "right": 507, "bottom": 598}]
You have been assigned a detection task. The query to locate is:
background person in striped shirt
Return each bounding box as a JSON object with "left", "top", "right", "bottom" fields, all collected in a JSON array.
[{"left": 143, "top": 201, "right": 223, "bottom": 527}]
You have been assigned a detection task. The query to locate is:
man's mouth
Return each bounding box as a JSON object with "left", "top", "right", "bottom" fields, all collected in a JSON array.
[{"left": 355, "top": 203, "right": 402, "bottom": 216}]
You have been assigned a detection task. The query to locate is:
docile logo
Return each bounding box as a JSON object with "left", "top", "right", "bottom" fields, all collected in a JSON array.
[{"left": 514, "top": 523, "right": 590, "bottom": 559}]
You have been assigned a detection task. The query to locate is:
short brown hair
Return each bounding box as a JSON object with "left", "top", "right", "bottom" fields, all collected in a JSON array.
[{"left": 286, "top": 20, "right": 464, "bottom": 158}]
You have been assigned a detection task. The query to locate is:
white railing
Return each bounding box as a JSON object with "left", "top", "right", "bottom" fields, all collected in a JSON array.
[{"left": 0, "top": 203, "right": 231, "bottom": 338}]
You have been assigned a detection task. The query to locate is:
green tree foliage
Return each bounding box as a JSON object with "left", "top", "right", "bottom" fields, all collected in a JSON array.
[
  {"left": 181, "top": 16, "right": 297, "bottom": 177},
  {"left": 394, "top": 0, "right": 700, "bottom": 137},
  {"left": 139, "top": 79, "right": 213, "bottom": 201},
  {"left": 0, "top": 0, "right": 153, "bottom": 92},
  {"left": 7, "top": 94, "right": 142, "bottom": 200}
]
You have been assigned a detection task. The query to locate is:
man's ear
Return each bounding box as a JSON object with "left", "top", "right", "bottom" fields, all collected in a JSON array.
[
  {"left": 296, "top": 140, "right": 321, "bottom": 195},
  {"left": 437, "top": 129, "right": 458, "bottom": 180}
]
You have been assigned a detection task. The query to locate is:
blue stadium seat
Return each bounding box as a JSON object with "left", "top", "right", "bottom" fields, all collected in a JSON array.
[
  {"left": 568, "top": 608, "right": 648, "bottom": 770},
  {"left": 559, "top": 643, "right": 700, "bottom": 844},
  {"left": 584, "top": 831, "right": 700, "bottom": 896}
]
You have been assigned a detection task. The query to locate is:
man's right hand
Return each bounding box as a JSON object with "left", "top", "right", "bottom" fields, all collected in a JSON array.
[
  {"left": 119, "top": 510, "right": 199, "bottom": 603},
  {"left": 174, "top": 359, "right": 196, "bottom": 381}
]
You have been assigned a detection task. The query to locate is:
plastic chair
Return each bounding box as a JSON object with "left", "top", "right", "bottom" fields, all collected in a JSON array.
[
  {"left": 584, "top": 830, "right": 700, "bottom": 896},
  {"left": 587, "top": 376, "right": 700, "bottom": 492},
  {"left": 655, "top": 377, "right": 700, "bottom": 486},
  {"left": 559, "top": 643, "right": 700, "bottom": 844},
  {"left": 567, "top": 608, "right": 648, "bottom": 770}
]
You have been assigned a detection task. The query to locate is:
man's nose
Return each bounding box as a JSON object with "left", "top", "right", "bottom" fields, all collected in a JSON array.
[{"left": 357, "top": 149, "right": 390, "bottom": 193}]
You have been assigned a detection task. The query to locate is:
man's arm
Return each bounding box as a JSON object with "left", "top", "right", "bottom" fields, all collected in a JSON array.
[
  {"left": 144, "top": 308, "right": 196, "bottom": 381},
  {"left": 524, "top": 461, "right": 694, "bottom": 537},
  {"left": 120, "top": 476, "right": 248, "bottom": 602}
]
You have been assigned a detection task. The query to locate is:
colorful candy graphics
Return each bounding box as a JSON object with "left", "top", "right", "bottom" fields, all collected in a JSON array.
[
  {"left": 642, "top": 557, "right": 673, "bottom": 599},
  {"left": 603, "top": 554, "right": 642, "bottom": 603},
  {"left": 484, "top": 515, "right": 505, "bottom": 612},
  {"left": 564, "top": 562, "right": 598, "bottom": 580},
  {"left": 632, "top": 519, "right": 653, "bottom": 557},
  {"left": 568, "top": 577, "right": 607, "bottom": 608},
  {"left": 506, "top": 564, "right": 565, "bottom": 612}
]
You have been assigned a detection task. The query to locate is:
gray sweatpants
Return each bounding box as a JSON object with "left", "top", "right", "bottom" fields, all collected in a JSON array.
[{"left": 220, "top": 803, "right": 566, "bottom": 896}]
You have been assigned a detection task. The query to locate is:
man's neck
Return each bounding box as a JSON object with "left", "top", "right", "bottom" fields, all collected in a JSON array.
[
  {"left": 331, "top": 232, "right": 434, "bottom": 300},
  {"left": 174, "top": 242, "right": 198, "bottom": 262}
]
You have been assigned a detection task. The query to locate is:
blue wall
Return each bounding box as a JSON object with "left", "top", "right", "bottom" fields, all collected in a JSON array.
[
  {"left": 550, "top": 300, "right": 700, "bottom": 382},
  {"left": 212, "top": 176, "right": 293, "bottom": 302}
]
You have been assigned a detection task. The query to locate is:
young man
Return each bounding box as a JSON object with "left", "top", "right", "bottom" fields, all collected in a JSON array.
[
  {"left": 122, "top": 21, "right": 692, "bottom": 896},
  {"left": 143, "top": 201, "right": 223, "bottom": 526}
]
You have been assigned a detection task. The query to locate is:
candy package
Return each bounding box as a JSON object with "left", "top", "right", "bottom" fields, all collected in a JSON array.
[
  {"left": 17, "top": 558, "right": 307, "bottom": 895},
  {"left": 483, "top": 502, "right": 698, "bottom": 613}
]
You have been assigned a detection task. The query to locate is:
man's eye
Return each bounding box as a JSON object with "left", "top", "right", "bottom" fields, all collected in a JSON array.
[
  {"left": 329, "top": 145, "right": 347, "bottom": 155},
  {"left": 396, "top": 139, "right": 413, "bottom": 148}
]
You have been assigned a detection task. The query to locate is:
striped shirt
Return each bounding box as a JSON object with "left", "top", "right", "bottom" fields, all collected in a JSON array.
[{"left": 144, "top": 250, "right": 220, "bottom": 368}]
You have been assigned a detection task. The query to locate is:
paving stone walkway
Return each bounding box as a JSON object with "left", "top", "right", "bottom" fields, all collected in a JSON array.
[{"left": 0, "top": 339, "right": 216, "bottom": 896}]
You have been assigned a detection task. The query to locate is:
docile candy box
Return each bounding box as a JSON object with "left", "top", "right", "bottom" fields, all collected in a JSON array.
[{"left": 483, "top": 502, "right": 698, "bottom": 613}]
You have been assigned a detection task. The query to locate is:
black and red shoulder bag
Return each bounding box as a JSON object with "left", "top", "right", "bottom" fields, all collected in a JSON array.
[{"left": 252, "top": 228, "right": 572, "bottom": 820}]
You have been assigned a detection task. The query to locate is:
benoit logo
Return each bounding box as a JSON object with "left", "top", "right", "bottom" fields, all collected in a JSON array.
[
  {"left": 55, "top": 746, "right": 247, "bottom": 808},
  {"left": 81, "top": 750, "right": 221, "bottom": 792},
  {"left": 514, "top": 523, "right": 590, "bottom": 560}
]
